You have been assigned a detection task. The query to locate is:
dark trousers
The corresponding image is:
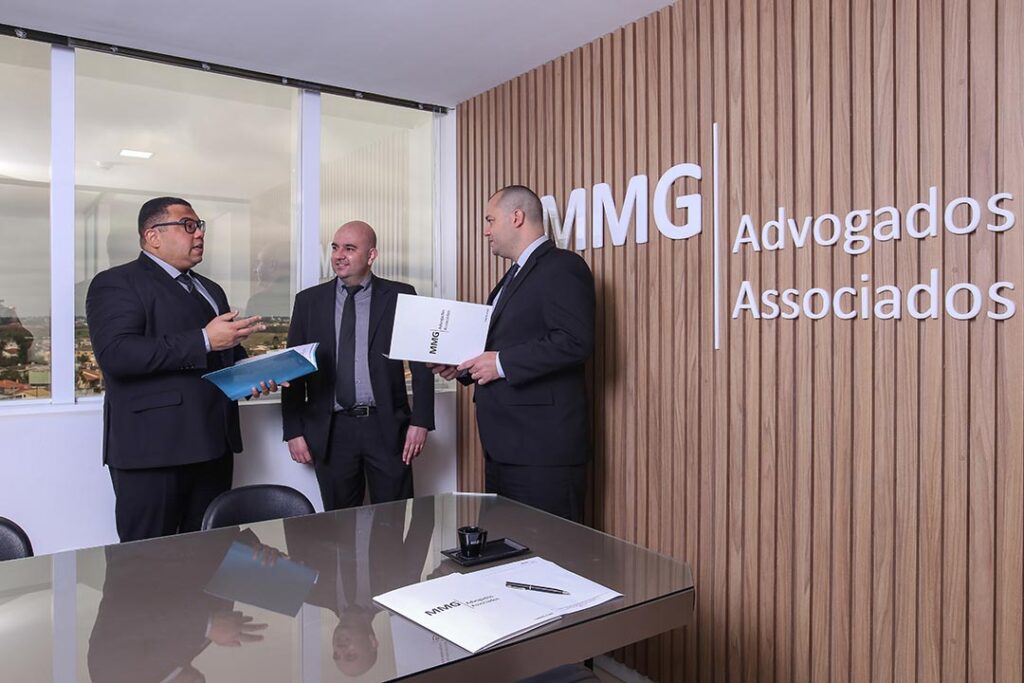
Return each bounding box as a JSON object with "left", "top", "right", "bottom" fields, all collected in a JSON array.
[
  {"left": 108, "top": 454, "right": 233, "bottom": 542},
  {"left": 315, "top": 412, "right": 412, "bottom": 511},
  {"left": 485, "top": 454, "right": 586, "bottom": 523}
]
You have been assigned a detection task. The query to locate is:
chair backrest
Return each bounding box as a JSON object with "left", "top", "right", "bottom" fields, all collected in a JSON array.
[
  {"left": 201, "top": 484, "right": 315, "bottom": 531},
  {"left": 0, "top": 516, "right": 33, "bottom": 562}
]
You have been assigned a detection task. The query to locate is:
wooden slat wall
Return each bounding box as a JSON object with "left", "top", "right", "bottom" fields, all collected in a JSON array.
[{"left": 455, "top": 1, "right": 1023, "bottom": 680}]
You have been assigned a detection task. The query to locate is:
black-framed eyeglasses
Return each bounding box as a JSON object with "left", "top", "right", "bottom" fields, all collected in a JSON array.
[{"left": 150, "top": 218, "right": 207, "bottom": 234}]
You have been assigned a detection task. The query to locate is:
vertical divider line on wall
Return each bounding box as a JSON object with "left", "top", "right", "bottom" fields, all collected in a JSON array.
[
  {"left": 434, "top": 110, "right": 458, "bottom": 301},
  {"left": 298, "top": 90, "right": 322, "bottom": 290},
  {"left": 50, "top": 45, "right": 75, "bottom": 404},
  {"left": 713, "top": 121, "right": 721, "bottom": 351}
]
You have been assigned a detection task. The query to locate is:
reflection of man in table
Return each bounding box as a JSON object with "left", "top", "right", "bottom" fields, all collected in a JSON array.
[
  {"left": 87, "top": 526, "right": 271, "bottom": 683},
  {"left": 284, "top": 499, "right": 434, "bottom": 676}
]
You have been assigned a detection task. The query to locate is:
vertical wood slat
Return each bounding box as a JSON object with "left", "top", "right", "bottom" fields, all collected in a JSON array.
[
  {"left": 829, "top": 0, "right": 854, "bottom": 680},
  {"left": 942, "top": 0, "right": 970, "bottom": 680},
  {"left": 917, "top": 0, "right": 944, "bottom": 680},
  {"left": 772, "top": 0, "right": 796, "bottom": 679},
  {"left": 894, "top": 0, "right": 920, "bottom": 681},
  {"left": 453, "top": 1, "right": 1023, "bottom": 681},
  {"left": 871, "top": 1, "right": 897, "bottom": 681},
  {"left": 996, "top": 0, "right": 1024, "bottom": 681},
  {"left": 968, "top": 0, "right": 998, "bottom": 681},
  {"left": 810, "top": 0, "right": 834, "bottom": 680}
]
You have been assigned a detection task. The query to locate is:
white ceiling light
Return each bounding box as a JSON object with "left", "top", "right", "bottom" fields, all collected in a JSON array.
[{"left": 119, "top": 149, "right": 153, "bottom": 159}]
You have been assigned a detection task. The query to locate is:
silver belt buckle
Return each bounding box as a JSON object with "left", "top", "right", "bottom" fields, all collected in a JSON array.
[{"left": 351, "top": 405, "right": 371, "bottom": 417}]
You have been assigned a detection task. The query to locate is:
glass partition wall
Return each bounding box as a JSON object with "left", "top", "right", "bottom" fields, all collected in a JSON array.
[
  {"left": 0, "top": 32, "right": 441, "bottom": 404},
  {"left": 0, "top": 37, "right": 51, "bottom": 400},
  {"left": 73, "top": 51, "right": 299, "bottom": 396}
]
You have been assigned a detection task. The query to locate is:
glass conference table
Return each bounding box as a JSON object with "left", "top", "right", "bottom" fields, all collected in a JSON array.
[{"left": 0, "top": 493, "right": 693, "bottom": 682}]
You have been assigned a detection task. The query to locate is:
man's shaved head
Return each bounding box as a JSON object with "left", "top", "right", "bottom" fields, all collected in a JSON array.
[
  {"left": 490, "top": 185, "right": 544, "bottom": 227},
  {"left": 338, "top": 220, "right": 378, "bottom": 249}
]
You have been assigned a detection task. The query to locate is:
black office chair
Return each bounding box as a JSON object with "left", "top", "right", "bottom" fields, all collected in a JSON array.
[
  {"left": 0, "top": 516, "right": 34, "bottom": 561},
  {"left": 201, "top": 484, "right": 315, "bottom": 531}
]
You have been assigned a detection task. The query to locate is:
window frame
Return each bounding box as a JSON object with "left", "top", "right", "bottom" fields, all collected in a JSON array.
[{"left": 0, "top": 40, "right": 453, "bottom": 413}]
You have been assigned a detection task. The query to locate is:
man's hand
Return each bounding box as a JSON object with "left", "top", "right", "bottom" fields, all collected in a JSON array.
[
  {"left": 251, "top": 543, "right": 286, "bottom": 567},
  {"left": 402, "top": 426, "right": 428, "bottom": 465},
  {"left": 458, "top": 352, "right": 501, "bottom": 385},
  {"left": 425, "top": 362, "right": 461, "bottom": 381},
  {"left": 206, "top": 311, "right": 264, "bottom": 351},
  {"left": 208, "top": 611, "right": 267, "bottom": 647},
  {"left": 287, "top": 435, "right": 313, "bottom": 464},
  {"left": 245, "top": 379, "right": 289, "bottom": 400}
]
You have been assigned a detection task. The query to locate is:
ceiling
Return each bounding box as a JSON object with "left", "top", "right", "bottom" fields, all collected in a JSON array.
[{"left": 0, "top": 0, "right": 672, "bottom": 107}]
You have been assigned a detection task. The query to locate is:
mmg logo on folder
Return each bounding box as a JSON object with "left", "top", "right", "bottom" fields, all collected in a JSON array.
[{"left": 424, "top": 600, "right": 462, "bottom": 616}]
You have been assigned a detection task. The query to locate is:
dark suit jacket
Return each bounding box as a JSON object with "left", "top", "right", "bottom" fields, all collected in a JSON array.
[
  {"left": 85, "top": 253, "right": 245, "bottom": 469},
  {"left": 470, "top": 239, "right": 595, "bottom": 467},
  {"left": 281, "top": 275, "right": 435, "bottom": 460}
]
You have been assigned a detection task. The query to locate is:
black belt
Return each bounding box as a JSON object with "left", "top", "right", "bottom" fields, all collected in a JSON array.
[{"left": 335, "top": 405, "right": 376, "bottom": 418}]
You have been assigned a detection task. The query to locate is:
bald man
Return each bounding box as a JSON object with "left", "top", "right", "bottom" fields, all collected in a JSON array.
[
  {"left": 281, "top": 222, "right": 435, "bottom": 509},
  {"left": 431, "top": 186, "right": 595, "bottom": 522}
]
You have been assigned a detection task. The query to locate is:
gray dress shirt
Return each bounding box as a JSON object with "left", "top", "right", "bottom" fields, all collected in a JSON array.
[{"left": 334, "top": 275, "right": 376, "bottom": 410}]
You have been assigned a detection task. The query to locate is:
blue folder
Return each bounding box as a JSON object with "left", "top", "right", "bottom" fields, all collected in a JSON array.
[
  {"left": 204, "top": 541, "right": 319, "bottom": 617},
  {"left": 202, "top": 343, "right": 319, "bottom": 400}
]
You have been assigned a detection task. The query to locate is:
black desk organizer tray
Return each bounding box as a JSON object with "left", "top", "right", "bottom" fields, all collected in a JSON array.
[{"left": 441, "top": 537, "right": 530, "bottom": 567}]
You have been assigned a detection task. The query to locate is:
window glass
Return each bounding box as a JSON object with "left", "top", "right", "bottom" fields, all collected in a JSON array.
[
  {"left": 74, "top": 51, "right": 298, "bottom": 396},
  {"left": 0, "top": 36, "right": 51, "bottom": 401},
  {"left": 320, "top": 95, "right": 434, "bottom": 293}
]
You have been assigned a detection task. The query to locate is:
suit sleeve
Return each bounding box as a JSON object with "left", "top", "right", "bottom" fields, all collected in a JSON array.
[
  {"left": 280, "top": 295, "right": 307, "bottom": 441},
  {"left": 404, "top": 285, "right": 436, "bottom": 430},
  {"left": 497, "top": 256, "right": 595, "bottom": 387},
  {"left": 85, "top": 269, "right": 209, "bottom": 379}
]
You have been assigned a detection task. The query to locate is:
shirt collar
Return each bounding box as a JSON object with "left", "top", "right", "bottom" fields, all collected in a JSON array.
[
  {"left": 142, "top": 250, "right": 186, "bottom": 279},
  {"left": 514, "top": 235, "right": 549, "bottom": 269},
  {"left": 336, "top": 273, "right": 373, "bottom": 295}
]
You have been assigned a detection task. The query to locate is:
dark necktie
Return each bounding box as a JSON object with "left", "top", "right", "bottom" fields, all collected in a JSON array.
[
  {"left": 336, "top": 284, "right": 364, "bottom": 408},
  {"left": 496, "top": 262, "right": 520, "bottom": 303},
  {"left": 177, "top": 272, "right": 216, "bottom": 319}
]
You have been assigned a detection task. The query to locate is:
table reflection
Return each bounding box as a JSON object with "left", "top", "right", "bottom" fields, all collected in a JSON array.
[
  {"left": 283, "top": 497, "right": 434, "bottom": 677},
  {"left": 87, "top": 526, "right": 273, "bottom": 683}
]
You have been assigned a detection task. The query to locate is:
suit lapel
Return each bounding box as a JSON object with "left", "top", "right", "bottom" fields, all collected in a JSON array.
[
  {"left": 191, "top": 272, "right": 226, "bottom": 316},
  {"left": 137, "top": 254, "right": 215, "bottom": 324},
  {"left": 368, "top": 275, "right": 391, "bottom": 347},
  {"left": 319, "top": 279, "right": 340, "bottom": 376},
  {"left": 489, "top": 240, "right": 553, "bottom": 326}
]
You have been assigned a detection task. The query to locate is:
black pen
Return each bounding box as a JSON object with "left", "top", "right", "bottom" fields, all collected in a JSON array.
[{"left": 505, "top": 580, "right": 570, "bottom": 595}]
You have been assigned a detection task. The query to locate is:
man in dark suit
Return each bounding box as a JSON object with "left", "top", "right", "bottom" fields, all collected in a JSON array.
[
  {"left": 86, "top": 197, "right": 278, "bottom": 542},
  {"left": 432, "top": 186, "right": 595, "bottom": 522},
  {"left": 281, "top": 221, "right": 435, "bottom": 510}
]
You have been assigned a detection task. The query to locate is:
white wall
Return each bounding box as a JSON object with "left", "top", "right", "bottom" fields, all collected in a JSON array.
[{"left": 0, "top": 392, "right": 456, "bottom": 555}]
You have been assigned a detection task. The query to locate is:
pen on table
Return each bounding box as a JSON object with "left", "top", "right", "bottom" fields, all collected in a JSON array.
[{"left": 505, "top": 581, "right": 570, "bottom": 595}]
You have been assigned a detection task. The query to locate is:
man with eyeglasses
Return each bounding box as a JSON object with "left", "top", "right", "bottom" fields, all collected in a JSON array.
[{"left": 86, "top": 196, "right": 280, "bottom": 542}]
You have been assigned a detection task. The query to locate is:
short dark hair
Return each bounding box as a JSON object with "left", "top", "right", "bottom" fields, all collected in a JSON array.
[
  {"left": 138, "top": 197, "right": 193, "bottom": 237},
  {"left": 493, "top": 185, "right": 543, "bottom": 226}
]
